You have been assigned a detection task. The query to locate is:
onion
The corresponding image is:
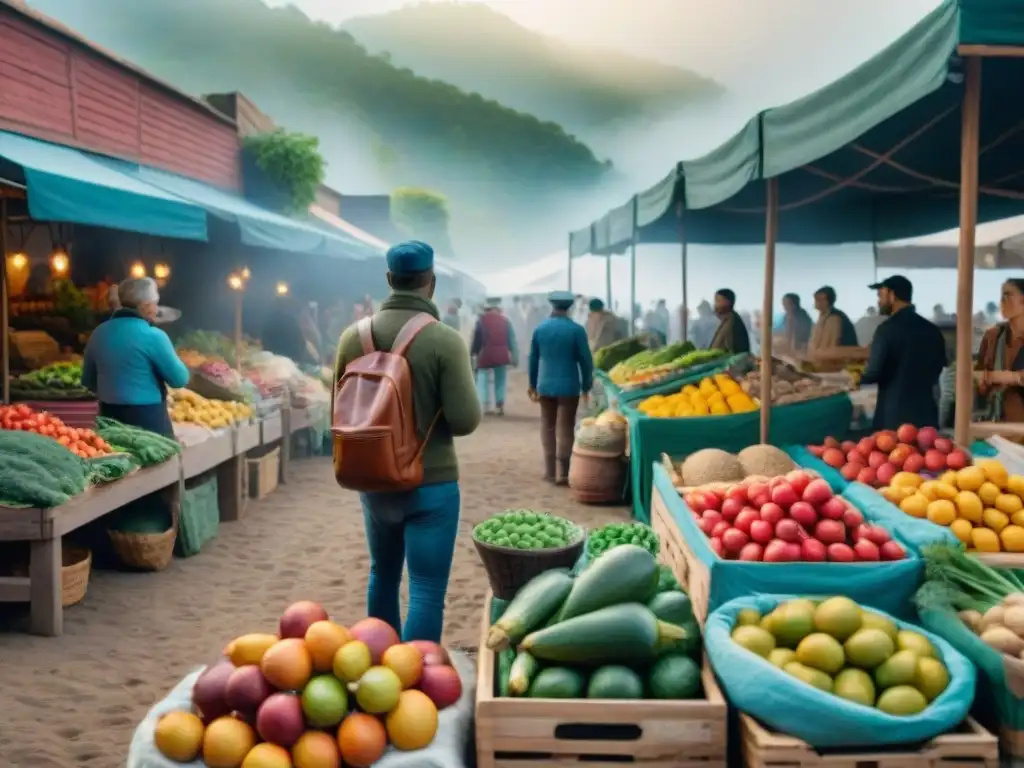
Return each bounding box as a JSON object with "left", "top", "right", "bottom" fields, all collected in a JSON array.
[
  {"left": 981, "top": 626, "right": 1024, "bottom": 657},
  {"left": 1004, "top": 605, "right": 1024, "bottom": 638}
]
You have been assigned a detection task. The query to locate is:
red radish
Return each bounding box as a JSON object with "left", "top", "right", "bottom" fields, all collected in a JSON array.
[
  {"left": 917, "top": 426, "right": 938, "bottom": 450},
  {"left": 759, "top": 503, "right": 785, "bottom": 526},
  {"left": 840, "top": 463, "right": 863, "bottom": 481},
  {"left": 749, "top": 519, "right": 774, "bottom": 544},
  {"left": 842, "top": 507, "right": 864, "bottom": 529},
  {"left": 827, "top": 543, "right": 855, "bottom": 562},
  {"left": 862, "top": 525, "right": 891, "bottom": 546},
  {"left": 875, "top": 463, "right": 898, "bottom": 486},
  {"left": 857, "top": 466, "right": 877, "bottom": 486},
  {"left": 814, "top": 519, "right": 846, "bottom": 545},
  {"left": 809, "top": 445, "right": 825, "bottom": 457},
  {"left": 947, "top": 449, "right": 969, "bottom": 470},
  {"left": 734, "top": 508, "right": 760, "bottom": 534},
  {"left": 726, "top": 485, "right": 749, "bottom": 503},
  {"left": 818, "top": 497, "right": 847, "bottom": 520},
  {"left": 722, "top": 528, "right": 749, "bottom": 554},
  {"left": 775, "top": 519, "right": 803, "bottom": 543},
  {"left": 854, "top": 539, "right": 881, "bottom": 561},
  {"left": 709, "top": 537, "right": 726, "bottom": 558},
  {"left": 880, "top": 540, "right": 906, "bottom": 560},
  {"left": 771, "top": 483, "right": 799, "bottom": 509},
  {"left": 785, "top": 471, "right": 813, "bottom": 495},
  {"left": 739, "top": 542, "right": 764, "bottom": 561},
  {"left": 846, "top": 449, "right": 867, "bottom": 466},
  {"left": 802, "top": 479, "right": 833, "bottom": 506},
  {"left": 711, "top": 521, "right": 730, "bottom": 538},
  {"left": 789, "top": 500, "right": 817, "bottom": 525},
  {"left": 763, "top": 539, "right": 791, "bottom": 562},
  {"left": 934, "top": 437, "right": 953, "bottom": 455},
  {"left": 801, "top": 538, "right": 827, "bottom": 562},
  {"left": 924, "top": 449, "right": 947, "bottom": 472},
  {"left": 904, "top": 453, "right": 925, "bottom": 473},
  {"left": 720, "top": 498, "right": 744, "bottom": 521},
  {"left": 896, "top": 423, "right": 918, "bottom": 444}
]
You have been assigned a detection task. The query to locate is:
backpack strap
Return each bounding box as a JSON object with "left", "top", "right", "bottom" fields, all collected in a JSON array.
[
  {"left": 392, "top": 313, "right": 438, "bottom": 356},
  {"left": 357, "top": 317, "right": 375, "bottom": 355}
]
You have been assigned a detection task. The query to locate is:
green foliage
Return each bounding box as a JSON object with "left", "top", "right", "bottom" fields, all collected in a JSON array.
[
  {"left": 390, "top": 187, "right": 450, "bottom": 242},
  {"left": 243, "top": 129, "right": 325, "bottom": 214},
  {"left": 52, "top": 279, "right": 94, "bottom": 332}
]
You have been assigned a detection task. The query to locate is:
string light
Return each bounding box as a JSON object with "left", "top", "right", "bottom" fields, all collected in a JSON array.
[
  {"left": 227, "top": 273, "right": 244, "bottom": 291},
  {"left": 9, "top": 252, "right": 27, "bottom": 270},
  {"left": 153, "top": 263, "right": 170, "bottom": 280},
  {"left": 240, "top": 267, "right": 251, "bottom": 281},
  {"left": 49, "top": 249, "right": 69, "bottom": 277},
  {"left": 275, "top": 281, "right": 289, "bottom": 296},
  {"left": 129, "top": 261, "right": 146, "bottom": 279}
]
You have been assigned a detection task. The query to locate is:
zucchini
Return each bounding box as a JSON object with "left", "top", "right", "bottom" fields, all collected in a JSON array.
[
  {"left": 521, "top": 603, "right": 688, "bottom": 665},
  {"left": 528, "top": 667, "right": 586, "bottom": 699},
  {"left": 508, "top": 650, "right": 540, "bottom": 696},
  {"left": 648, "top": 654, "right": 702, "bottom": 699},
  {"left": 556, "top": 545, "right": 658, "bottom": 622},
  {"left": 587, "top": 666, "right": 644, "bottom": 699},
  {"left": 488, "top": 569, "right": 574, "bottom": 650},
  {"left": 497, "top": 648, "right": 515, "bottom": 697},
  {"left": 647, "top": 591, "right": 694, "bottom": 625},
  {"left": 658, "top": 617, "right": 701, "bottom": 658}
]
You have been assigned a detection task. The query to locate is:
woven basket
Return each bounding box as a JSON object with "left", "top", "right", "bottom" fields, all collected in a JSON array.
[
  {"left": 472, "top": 532, "right": 584, "bottom": 600},
  {"left": 108, "top": 497, "right": 178, "bottom": 571},
  {"left": 61, "top": 547, "right": 92, "bottom": 607},
  {"left": 569, "top": 448, "right": 626, "bottom": 504}
]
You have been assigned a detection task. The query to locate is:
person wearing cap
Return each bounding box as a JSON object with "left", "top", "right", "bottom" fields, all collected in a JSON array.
[
  {"left": 471, "top": 297, "right": 518, "bottom": 416},
  {"left": 81, "top": 277, "right": 189, "bottom": 436},
  {"left": 708, "top": 288, "right": 750, "bottom": 354},
  {"left": 528, "top": 290, "right": 594, "bottom": 483},
  {"left": 809, "top": 286, "right": 859, "bottom": 357},
  {"left": 586, "top": 297, "right": 622, "bottom": 352},
  {"left": 861, "top": 275, "right": 947, "bottom": 429},
  {"left": 332, "top": 240, "right": 480, "bottom": 642}
]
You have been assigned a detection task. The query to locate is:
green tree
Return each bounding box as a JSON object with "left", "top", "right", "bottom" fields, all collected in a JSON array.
[{"left": 391, "top": 187, "right": 452, "bottom": 250}]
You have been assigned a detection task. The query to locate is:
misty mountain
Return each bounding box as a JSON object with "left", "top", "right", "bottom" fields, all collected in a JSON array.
[
  {"left": 26, "top": 0, "right": 613, "bottom": 263},
  {"left": 344, "top": 2, "right": 722, "bottom": 139}
]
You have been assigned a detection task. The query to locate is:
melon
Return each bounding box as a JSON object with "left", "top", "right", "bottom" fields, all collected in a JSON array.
[
  {"left": 737, "top": 444, "right": 796, "bottom": 478},
  {"left": 681, "top": 449, "right": 744, "bottom": 486}
]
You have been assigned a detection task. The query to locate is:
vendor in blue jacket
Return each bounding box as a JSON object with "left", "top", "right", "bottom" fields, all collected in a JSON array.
[{"left": 528, "top": 290, "right": 594, "bottom": 484}]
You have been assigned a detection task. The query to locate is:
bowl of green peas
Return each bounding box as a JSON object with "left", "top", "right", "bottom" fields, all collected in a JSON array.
[{"left": 472, "top": 509, "right": 584, "bottom": 599}]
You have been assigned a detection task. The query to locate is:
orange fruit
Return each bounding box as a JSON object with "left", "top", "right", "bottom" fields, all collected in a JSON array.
[
  {"left": 337, "top": 713, "right": 387, "bottom": 768},
  {"left": 381, "top": 643, "right": 425, "bottom": 689},
  {"left": 203, "top": 716, "right": 257, "bottom": 768},
  {"left": 154, "top": 711, "right": 205, "bottom": 762},
  {"left": 241, "top": 743, "right": 293, "bottom": 768},
  {"left": 292, "top": 730, "right": 341, "bottom": 768},
  {"left": 385, "top": 689, "right": 439, "bottom": 751},
  {"left": 261, "top": 638, "right": 313, "bottom": 691},
  {"left": 305, "top": 621, "right": 351, "bottom": 673}
]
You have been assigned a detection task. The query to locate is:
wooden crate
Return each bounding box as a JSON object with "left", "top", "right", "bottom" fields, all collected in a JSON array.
[
  {"left": 247, "top": 446, "right": 280, "bottom": 500},
  {"left": 740, "top": 714, "right": 998, "bottom": 768},
  {"left": 652, "top": 485, "right": 709, "bottom": 625},
  {"left": 476, "top": 593, "right": 727, "bottom": 768}
]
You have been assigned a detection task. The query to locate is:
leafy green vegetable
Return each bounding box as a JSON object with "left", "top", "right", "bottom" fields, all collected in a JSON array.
[
  {"left": 95, "top": 418, "right": 181, "bottom": 467},
  {"left": 586, "top": 522, "right": 659, "bottom": 560},
  {"left": 473, "top": 509, "right": 581, "bottom": 550},
  {"left": 87, "top": 454, "right": 140, "bottom": 485},
  {"left": 0, "top": 430, "right": 88, "bottom": 496}
]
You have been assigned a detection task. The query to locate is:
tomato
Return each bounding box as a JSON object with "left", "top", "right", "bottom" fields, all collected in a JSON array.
[
  {"left": 57, "top": 435, "right": 70, "bottom": 446},
  {"left": 15, "top": 405, "right": 31, "bottom": 418}
]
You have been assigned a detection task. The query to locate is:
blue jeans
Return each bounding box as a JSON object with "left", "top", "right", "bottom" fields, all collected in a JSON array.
[
  {"left": 359, "top": 481, "right": 461, "bottom": 643},
  {"left": 476, "top": 366, "right": 508, "bottom": 409}
]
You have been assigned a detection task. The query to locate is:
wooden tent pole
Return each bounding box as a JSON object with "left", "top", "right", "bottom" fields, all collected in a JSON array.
[
  {"left": 954, "top": 57, "right": 982, "bottom": 447},
  {"left": 566, "top": 234, "right": 573, "bottom": 293},
  {"left": 605, "top": 254, "right": 612, "bottom": 305},
  {"left": 760, "top": 178, "right": 779, "bottom": 443},
  {"left": 677, "top": 202, "right": 688, "bottom": 342},
  {"left": 629, "top": 196, "right": 638, "bottom": 334},
  {"left": 234, "top": 290, "right": 243, "bottom": 373},
  {"left": 1, "top": 197, "right": 8, "bottom": 404}
]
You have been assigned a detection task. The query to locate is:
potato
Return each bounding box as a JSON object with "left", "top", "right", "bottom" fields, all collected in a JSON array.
[
  {"left": 959, "top": 610, "right": 984, "bottom": 633},
  {"left": 981, "top": 605, "right": 1006, "bottom": 632},
  {"left": 981, "top": 626, "right": 1024, "bottom": 657}
]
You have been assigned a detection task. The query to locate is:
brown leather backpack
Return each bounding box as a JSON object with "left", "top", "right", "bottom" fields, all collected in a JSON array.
[{"left": 332, "top": 313, "right": 439, "bottom": 492}]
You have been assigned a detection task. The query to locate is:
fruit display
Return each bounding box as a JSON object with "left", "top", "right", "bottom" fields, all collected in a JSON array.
[
  {"left": 737, "top": 369, "right": 846, "bottom": 406},
  {"left": 0, "top": 403, "right": 114, "bottom": 457},
  {"left": 473, "top": 509, "right": 582, "bottom": 551},
  {"left": 683, "top": 469, "right": 908, "bottom": 562},
  {"left": 586, "top": 522, "right": 659, "bottom": 561},
  {"left": 593, "top": 335, "right": 649, "bottom": 372},
  {"left": 882, "top": 459, "right": 1024, "bottom": 553},
  {"left": 489, "top": 546, "right": 703, "bottom": 701},
  {"left": 637, "top": 373, "right": 757, "bottom": 418},
  {"left": 664, "top": 445, "right": 797, "bottom": 488},
  {"left": 608, "top": 344, "right": 725, "bottom": 389},
  {"left": 168, "top": 388, "right": 254, "bottom": 429},
  {"left": 153, "top": 600, "right": 461, "bottom": 766},
  {"left": 95, "top": 416, "right": 182, "bottom": 467},
  {"left": 808, "top": 424, "right": 971, "bottom": 488},
  {"left": 729, "top": 597, "right": 950, "bottom": 715},
  {"left": 177, "top": 330, "right": 260, "bottom": 367},
  {"left": 10, "top": 360, "right": 92, "bottom": 399}
]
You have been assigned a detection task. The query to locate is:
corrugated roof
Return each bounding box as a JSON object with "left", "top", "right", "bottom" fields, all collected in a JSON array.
[{"left": 0, "top": 0, "right": 235, "bottom": 127}]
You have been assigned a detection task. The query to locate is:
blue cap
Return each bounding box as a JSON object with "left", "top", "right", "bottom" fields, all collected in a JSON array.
[
  {"left": 386, "top": 240, "right": 434, "bottom": 275},
  {"left": 548, "top": 290, "right": 574, "bottom": 305}
]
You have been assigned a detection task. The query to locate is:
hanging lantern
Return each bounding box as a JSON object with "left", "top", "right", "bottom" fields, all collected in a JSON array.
[
  {"left": 227, "top": 272, "right": 244, "bottom": 291},
  {"left": 49, "top": 248, "right": 69, "bottom": 277},
  {"left": 241, "top": 266, "right": 251, "bottom": 281},
  {"left": 153, "top": 263, "right": 171, "bottom": 280},
  {"left": 275, "top": 281, "right": 289, "bottom": 296},
  {"left": 8, "top": 252, "right": 27, "bottom": 271},
  {"left": 129, "top": 261, "right": 146, "bottom": 279}
]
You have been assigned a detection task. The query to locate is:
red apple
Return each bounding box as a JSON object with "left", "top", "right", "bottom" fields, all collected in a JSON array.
[
  {"left": 934, "top": 437, "right": 953, "bottom": 455},
  {"left": 759, "top": 502, "right": 785, "bottom": 526},
  {"left": 720, "top": 497, "right": 744, "bottom": 521},
  {"left": 802, "top": 479, "right": 833, "bottom": 506},
  {"left": 788, "top": 501, "right": 818, "bottom": 530},
  {"left": 823, "top": 448, "right": 845, "bottom": 468},
  {"left": 771, "top": 483, "right": 799, "bottom": 509},
  {"left": 876, "top": 462, "right": 898, "bottom": 486},
  {"left": 819, "top": 497, "right": 847, "bottom": 520},
  {"left": 904, "top": 453, "right": 925, "bottom": 473},
  {"left": 876, "top": 431, "right": 898, "bottom": 452},
  {"left": 896, "top": 424, "right": 918, "bottom": 444},
  {"left": 857, "top": 466, "right": 877, "bottom": 486},
  {"left": 868, "top": 451, "right": 888, "bottom": 470},
  {"left": 734, "top": 508, "right": 760, "bottom": 534},
  {"left": 749, "top": 519, "right": 774, "bottom": 544},
  {"left": 924, "top": 449, "right": 947, "bottom": 472},
  {"left": 947, "top": 449, "right": 969, "bottom": 470}
]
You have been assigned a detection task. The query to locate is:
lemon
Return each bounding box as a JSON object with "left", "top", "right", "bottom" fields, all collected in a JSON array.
[
  {"left": 939, "top": 470, "right": 959, "bottom": 486},
  {"left": 979, "top": 482, "right": 1002, "bottom": 506},
  {"left": 983, "top": 507, "right": 1010, "bottom": 532},
  {"left": 892, "top": 472, "right": 923, "bottom": 489},
  {"left": 955, "top": 466, "right": 986, "bottom": 492},
  {"left": 996, "top": 493, "right": 1024, "bottom": 515},
  {"left": 926, "top": 500, "right": 956, "bottom": 526},
  {"left": 971, "top": 527, "right": 1001, "bottom": 553},
  {"left": 1000, "top": 525, "right": 1024, "bottom": 553},
  {"left": 954, "top": 491, "right": 983, "bottom": 523},
  {"left": 1008, "top": 475, "right": 1024, "bottom": 497},
  {"left": 933, "top": 482, "right": 958, "bottom": 501},
  {"left": 918, "top": 481, "right": 939, "bottom": 501},
  {"left": 949, "top": 518, "right": 974, "bottom": 544},
  {"left": 977, "top": 458, "right": 1010, "bottom": 489},
  {"left": 900, "top": 493, "right": 929, "bottom": 519}
]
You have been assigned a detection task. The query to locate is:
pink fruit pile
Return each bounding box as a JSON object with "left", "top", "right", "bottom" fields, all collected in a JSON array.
[
  {"left": 684, "top": 470, "right": 907, "bottom": 563},
  {"left": 808, "top": 424, "right": 970, "bottom": 488}
]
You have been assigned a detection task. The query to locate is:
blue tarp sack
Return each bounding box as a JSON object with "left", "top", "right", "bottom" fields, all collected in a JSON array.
[
  {"left": 705, "top": 594, "right": 976, "bottom": 748},
  {"left": 841, "top": 482, "right": 957, "bottom": 555},
  {"left": 653, "top": 464, "right": 923, "bottom": 618}
]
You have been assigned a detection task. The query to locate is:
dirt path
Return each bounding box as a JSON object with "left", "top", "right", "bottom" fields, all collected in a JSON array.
[{"left": 0, "top": 372, "right": 628, "bottom": 767}]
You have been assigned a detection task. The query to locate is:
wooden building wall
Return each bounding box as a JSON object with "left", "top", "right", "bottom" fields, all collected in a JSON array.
[{"left": 0, "top": 7, "right": 240, "bottom": 189}]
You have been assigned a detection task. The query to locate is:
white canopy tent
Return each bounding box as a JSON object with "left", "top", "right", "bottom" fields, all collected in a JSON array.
[
  {"left": 876, "top": 214, "right": 1024, "bottom": 270},
  {"left": 481, "top": 251, "right": 629, "bottom": 303}
]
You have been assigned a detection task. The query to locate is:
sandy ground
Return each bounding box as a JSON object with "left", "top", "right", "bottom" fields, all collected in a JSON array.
[{"left": 0, "top": 372, "right": 628, "bottom": 768}]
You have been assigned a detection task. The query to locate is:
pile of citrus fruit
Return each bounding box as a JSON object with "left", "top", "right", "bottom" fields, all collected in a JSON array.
[
  {"left": 880, "top": 458, "right": 1024, "bottom": 553},
  {"left": 153, "top": 601, "right": 462, "bottom": 767},
  {"left": 637, "top": 373, "right": 757, "bottom": 418}
]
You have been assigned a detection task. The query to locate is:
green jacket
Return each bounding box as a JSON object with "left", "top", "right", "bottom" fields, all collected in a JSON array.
[{"left": 333, "top": 291, "right": 481, "bottom": 484}]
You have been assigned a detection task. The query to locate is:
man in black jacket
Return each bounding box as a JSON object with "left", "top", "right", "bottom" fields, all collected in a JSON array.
[{"left": 860, "top": 275, "right": 947, "bottom": 429}]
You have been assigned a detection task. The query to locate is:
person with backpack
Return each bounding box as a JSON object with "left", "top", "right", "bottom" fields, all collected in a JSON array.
[
  {"left": 331, "top": 240, "right": 481, "bottom": 643},
  {"left": 528, "top": 290, "right": 594, "bottom": 484}
]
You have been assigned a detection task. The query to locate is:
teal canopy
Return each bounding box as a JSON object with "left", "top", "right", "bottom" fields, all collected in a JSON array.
[
  {"left": 0, "top": 131, "right": 208, "bottom": 241},
  {"left": 570, "top": 0, "right": 1024, "bottom": 257},
  {"left": 98, "top": 160, "right": 379, "bottom": 260}
]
